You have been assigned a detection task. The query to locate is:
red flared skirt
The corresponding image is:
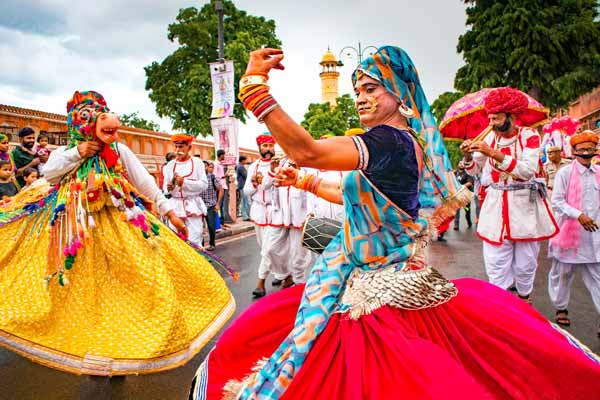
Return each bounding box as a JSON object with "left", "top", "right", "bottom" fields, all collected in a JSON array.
[{"left": 198, "top": 278, "right": 600, "bottom": 400}]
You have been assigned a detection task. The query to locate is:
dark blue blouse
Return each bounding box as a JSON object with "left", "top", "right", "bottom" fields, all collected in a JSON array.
[{"left": 359, "top": 125, "right": 420, "bottom": 218}]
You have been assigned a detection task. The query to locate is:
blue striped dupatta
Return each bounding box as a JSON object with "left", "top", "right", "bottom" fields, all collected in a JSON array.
[{"left": 239, "top": 170, "right": 428, "bottom": 399}]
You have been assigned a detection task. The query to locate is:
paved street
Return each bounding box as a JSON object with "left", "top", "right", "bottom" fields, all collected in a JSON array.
[{"left": 1, "top": 226, "right": 598, "bottom": 399}]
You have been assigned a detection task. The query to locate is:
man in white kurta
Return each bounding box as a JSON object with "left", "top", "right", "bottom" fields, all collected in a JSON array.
[
  {"left": 244, "top": 133, "right": 288, "bottom": 297},
  {"left": 461, "top": 87, "right": 558, "bottom": 301},
  {"left": 162, "top": 134, "right": 207, "bottom": 247},
  {"left": 278, "top": 167, "right": 313, "bottom": 285},
  {"left": 548, "top": 131, "right": 600, "bottom": 334}
]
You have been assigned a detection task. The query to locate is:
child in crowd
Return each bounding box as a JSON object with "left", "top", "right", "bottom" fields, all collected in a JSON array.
[
  {"left": 21, "top": 167, "right": 38, "bottom": 191},
  {"left": 35, "top": 133, "right": 51, "bottom": 175},
  {"left": 0, "top": 160, "right": 17, "bottom": 199},
  {"left": 0, "top": 133, "right": 10, "bottom": 162}
]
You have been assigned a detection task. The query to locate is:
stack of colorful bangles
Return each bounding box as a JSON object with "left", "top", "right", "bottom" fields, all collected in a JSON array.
[
  {"left": 238, "top": 73, "right": 280, "bottom": 122},
  {"left": 294, "top": 171, "right": 322, "bottom": 195}
]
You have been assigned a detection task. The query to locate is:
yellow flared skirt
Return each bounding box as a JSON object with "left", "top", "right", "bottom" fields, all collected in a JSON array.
[{"left": 0, "top": 206, "right": 235, "bottom": 376}]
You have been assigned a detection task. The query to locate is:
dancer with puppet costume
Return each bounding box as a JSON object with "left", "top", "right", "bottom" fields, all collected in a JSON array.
[
  {"left": 190, "top": 47, "right": 600, "bottom": 400},
  {"left": 0, "top": 91, "right": 234, "bottom": 376}
]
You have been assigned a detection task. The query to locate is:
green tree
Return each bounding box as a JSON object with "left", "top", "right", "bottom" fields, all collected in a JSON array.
[
  {"left": 120, "top": 112, "right": 161, "bottom": 132},
  {"left": 300, "top": 94, "right": 361, "bottom": 138},
  {"left": 431, "top": 91, "right": 465, "bottom": 168},
  {"left": 145, "top": 1, "right": 281, "bottom": 137},
  {"left": 455, "top": 0, "right": 600, "bottom": 109},
  {"left": 430, "top": 91, "right": 464, "bottom": 126}
]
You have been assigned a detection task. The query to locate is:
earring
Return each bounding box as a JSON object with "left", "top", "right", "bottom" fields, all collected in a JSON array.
[{"left": 399, "top": 103, "right": 415, "bottom": 118}]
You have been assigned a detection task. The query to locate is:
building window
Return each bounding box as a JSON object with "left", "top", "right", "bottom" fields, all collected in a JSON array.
[
  {"left": 156, "top": 141, "right": 164, "bottom": 155},
  {"left": 144, "top": 140, "right": 153, "bottom": 155},
  {"left": 131, "top": 138, "right": 141, "bottom": 153}
]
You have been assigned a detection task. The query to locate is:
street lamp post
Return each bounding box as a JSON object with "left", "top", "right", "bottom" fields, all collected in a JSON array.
[
  {"left": 215, "top": 0, "right": 225, "bottom": 62},
  {"left": 337, "top": 42, "right": 378, "bottom": 67}
]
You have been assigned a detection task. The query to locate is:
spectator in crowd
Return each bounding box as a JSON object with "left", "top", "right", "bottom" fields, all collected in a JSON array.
[
  {"left": 21, "top": 167, "right": 38, "bottom": 190},
  {"left": 0, "top": 133, "right": 11, "bottom": 162},
  {"left": 159, "top": 152, "right": 176, "bottom": 191},
  {"left": 454, "top": 160, "right": 475, "bottom": 230},
  {"left": 0, "top": 160, "right": 17, "bottom": 199},
  {"left": 544, "top": 146, "right": 571, "bottom": 192},
  {"left": 201, "top": 161, "right": 224, "bottom": 251},
  {"left": 237, "top": 155, "right": 250, "bottom": 220},
  {"left": 35, "top": 133, "right": 52, "bottom": 176},
  {"left": 214, "top": 149, "right": 229, "bottom": 223},
  {"left": 11, "top": 127, "right": 40, "bottom": 188}
]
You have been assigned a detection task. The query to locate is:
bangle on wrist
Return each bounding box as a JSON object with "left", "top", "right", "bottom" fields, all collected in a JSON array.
[{"left": 240, "top": 74, "right": 268, "bottom": 91}]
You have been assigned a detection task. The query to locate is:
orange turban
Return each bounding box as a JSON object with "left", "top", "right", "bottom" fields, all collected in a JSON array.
[
  {"left": 171, "top": 133, "right": 194, "bottom": 143},
  {"left": 570, "top": 130, "right": 599, "bottom": 147}
]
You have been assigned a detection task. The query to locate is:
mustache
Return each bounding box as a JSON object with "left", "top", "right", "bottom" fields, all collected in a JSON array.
[
  {"left": 175, "top": 151, "right": 186, "bottom": 156},
  {"left": 260, "top": 150, "right": 275, "bottom": 157},
  {"left": 573, "top": 153, "right": 597, "bottom": 159}
]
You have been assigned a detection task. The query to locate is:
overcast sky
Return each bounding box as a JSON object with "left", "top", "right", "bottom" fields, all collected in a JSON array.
[{"left": 0, "top": 0, "right": 468, "bottom": 149}]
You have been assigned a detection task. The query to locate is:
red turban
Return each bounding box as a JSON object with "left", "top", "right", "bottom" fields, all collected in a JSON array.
[
  {"left": 256, "top": 133, "right": 275, "bottom": 146},
  {"left": 570, "top": 130, "right": 599, "bottom": 147},
  {"left": 171, "top": 133, "right": 194, "bottom": 143},
  {"left": 484, "top": 87, "right": 529, "bottom": 115}
]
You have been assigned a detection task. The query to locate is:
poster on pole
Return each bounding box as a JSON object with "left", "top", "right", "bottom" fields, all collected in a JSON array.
[
  {"left": 209, "top": 60, "right": 235, "bottom": 119},
  {"left": 210, "top": 117, "right": 239, "bottom": 166}
]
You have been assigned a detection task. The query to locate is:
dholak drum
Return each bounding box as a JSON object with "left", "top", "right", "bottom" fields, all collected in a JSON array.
[{"left": 302, "top": 216, "right": 343, "bottom": 254}]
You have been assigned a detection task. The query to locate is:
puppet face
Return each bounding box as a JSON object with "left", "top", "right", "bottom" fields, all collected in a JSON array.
[{"left": 94, "top": 112, "right": 121, "bottom": 144}]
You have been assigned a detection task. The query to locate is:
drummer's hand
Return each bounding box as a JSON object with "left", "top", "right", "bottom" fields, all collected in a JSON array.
[
  {"left": 245, "top": 48, "right": 285, "bottom": 76},
  {"left": 274, "top": 166, "right": 298, "bottom": 187}
]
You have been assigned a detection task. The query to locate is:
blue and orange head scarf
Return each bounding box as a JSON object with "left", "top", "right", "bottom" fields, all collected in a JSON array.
[
  {"left": 66, "top": 91, "right": 109, "bottom": 147},
  {"left": 352, "top": 46, "right": 459, "bottom": 210}
]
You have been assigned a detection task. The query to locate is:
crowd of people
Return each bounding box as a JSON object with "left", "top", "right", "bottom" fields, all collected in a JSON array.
[
  {"left": 0, "top": 127, "right": 52, "bottom": 199},
  {"left": 0, "top": 44, "right": 599, "bottom": 399}
]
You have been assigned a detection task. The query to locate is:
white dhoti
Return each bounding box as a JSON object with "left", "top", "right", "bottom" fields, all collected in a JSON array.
[
  {"left": 548, "top": 260, "right": 600, "bottom": 314},
  {"left": 483, "top": 240, "right": 540, "bottom": 296},
  {"left": 288, "top": 228, "right": 317, "bottom": 283},
  {"left": 168, "top": 216, "right": 204, "bottom": 248},
  {"left": 260, "top": 226, "right": 290, "bottom": 281},
  {"left": 254, "top": 225, "right": 272, "bottom": 281}
]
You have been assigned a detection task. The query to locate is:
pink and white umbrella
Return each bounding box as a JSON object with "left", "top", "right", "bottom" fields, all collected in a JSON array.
[{"left": 439, "top": 88, "right": 549, "bottom": 141}]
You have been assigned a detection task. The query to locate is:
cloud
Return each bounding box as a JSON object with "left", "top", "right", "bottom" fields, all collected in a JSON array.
[
  {"left": 0, "top": 0, "right": 67, "bottom": 35},
  {"left": 0, "top": 0, "right": 468, "bottom": 150}
]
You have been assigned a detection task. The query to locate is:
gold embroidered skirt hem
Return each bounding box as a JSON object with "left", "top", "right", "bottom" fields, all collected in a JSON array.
[{"left": 0, "top": 295, "right": 235, "bottom": 376}]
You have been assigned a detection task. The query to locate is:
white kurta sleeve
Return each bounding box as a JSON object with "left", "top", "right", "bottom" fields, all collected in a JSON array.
[
  {"left": 464, "top": 150, "right": 486, "bottom": 177},
  {"left": 116, "top": 143, "right": 173, "bottom": 216},
  {"left": 42, "top": 146, "right": 82, "bottom": 185},
  {"left": 162, "top": 160, "right": 175, "bottom": 194},
  {"left": 243, "top": 162, "right": 258, "bottom": 198},
  {"left": 551, "top": 166, "right": 582, "bottom": 219},
  {"left": 181, "top": 158, "right": 208, "bottom": 194}
]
